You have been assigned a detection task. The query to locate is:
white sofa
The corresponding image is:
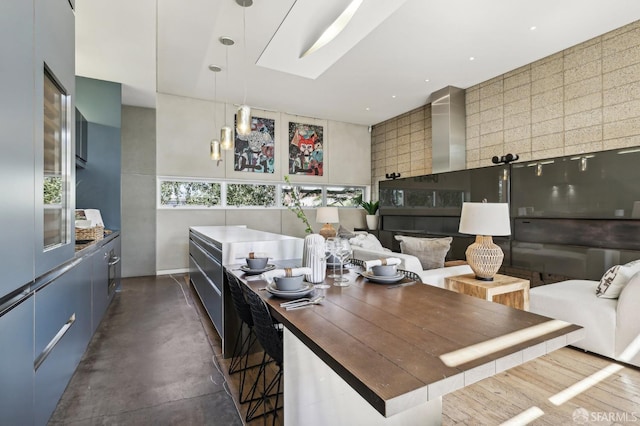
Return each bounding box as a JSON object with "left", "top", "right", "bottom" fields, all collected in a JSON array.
[
  {"left": 530, "top": 276, "right": 640, "bottom": 367},
  {"left": 351, "top": 246, "right": 472, "bottom": 288}
]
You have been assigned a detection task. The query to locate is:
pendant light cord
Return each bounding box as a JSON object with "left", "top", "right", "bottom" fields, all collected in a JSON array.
[
  {"left": 213, "top": 71, "right": 217, "bottom": 129},
  {"left": 224, "top": 47, "right": 229, "bottom": 123},
  {"left": 242, "top": 6, "right": 247, "bottom": 105}
]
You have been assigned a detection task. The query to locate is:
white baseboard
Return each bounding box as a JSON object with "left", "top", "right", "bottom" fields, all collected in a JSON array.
[{"left": 156, "top": 268, "right": 189, "bottom": 276}]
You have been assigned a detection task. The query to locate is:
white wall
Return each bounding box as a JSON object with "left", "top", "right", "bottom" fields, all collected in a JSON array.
[{"left": 155, "top": 93, "right": 371, "bottom": 273}]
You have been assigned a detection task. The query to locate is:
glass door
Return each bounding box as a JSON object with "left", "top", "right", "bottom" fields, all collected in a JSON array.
[{"left": 43, "top": 68, "right": 70, "bottom": 249}]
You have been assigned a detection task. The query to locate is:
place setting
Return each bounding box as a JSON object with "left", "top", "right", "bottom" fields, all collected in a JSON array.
[
  {"left": 259, "top": 266, "right": 316, "bottom": 300},
  {"left": 360, "top": 257, "right": 406, "bottom": 284},
  {"left": 237, "top": 252, "right": 276, "bottom": 275}
]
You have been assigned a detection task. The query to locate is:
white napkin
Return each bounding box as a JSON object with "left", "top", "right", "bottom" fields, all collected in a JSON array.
[
  {"left": 364, "top": 257, "right": 401, "bottom": 270},
  {"left": 260, "top": 267, "right": 312, "bottom": 284}
]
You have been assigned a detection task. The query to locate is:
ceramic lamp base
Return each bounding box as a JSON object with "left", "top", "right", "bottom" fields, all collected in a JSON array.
[
  {"left": 465, "top": 235, "right": 504, "bottom": 281},
  {"left": 319, "top": 223, "right": 336, "bottom": 239}
]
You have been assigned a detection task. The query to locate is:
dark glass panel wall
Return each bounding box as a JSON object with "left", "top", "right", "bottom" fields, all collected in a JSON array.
[
  {"left": 378, "top": 148, "right": 640, "bottom": 281},
  {"left": 511, "top": 148, "right": 640, "bottom": 219}
]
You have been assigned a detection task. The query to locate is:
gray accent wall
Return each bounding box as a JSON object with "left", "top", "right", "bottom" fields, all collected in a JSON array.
[
  {"left": 121, "top": 106, "right": 156, "bottom": 277},
  {"left": 76, "top": 123, "right": 121, "bottom": 230},
  {"left": 154, "top": 93, "right": 372, "bottom": 273}
]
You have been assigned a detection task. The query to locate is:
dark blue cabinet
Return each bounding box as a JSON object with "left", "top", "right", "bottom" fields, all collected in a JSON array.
[
  {"left": 92, "top": 237, "right": 120, "bottom": 332},
  {"left": 0, "top": 296, "right": 35, "bottom": 425},
  {"left": 0, "top": 0, "right": 36, "bottom": 298},
  {"left": 34, "top": 260, "right": 92, "bottom": 425}
]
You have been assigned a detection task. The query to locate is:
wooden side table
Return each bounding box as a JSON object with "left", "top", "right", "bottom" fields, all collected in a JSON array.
[{"left": 444, "top": 273, "right": 530, "bottom": 310}]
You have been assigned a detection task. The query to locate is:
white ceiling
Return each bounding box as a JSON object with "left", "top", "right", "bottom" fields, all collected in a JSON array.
[{"left": 75, "top": 0, "right": 640, "bottom": 126}]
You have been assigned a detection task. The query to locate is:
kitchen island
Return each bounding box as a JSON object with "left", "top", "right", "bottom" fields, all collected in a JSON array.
[
  {"left": 189, "top": 226, "right": 303, "bottom": 357},
  {"left": 235, "top": 270, "right": 584, "bottom": 425}
]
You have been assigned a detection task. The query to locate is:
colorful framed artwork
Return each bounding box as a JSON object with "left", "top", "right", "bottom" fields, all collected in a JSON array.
[
  {"left": 234, "top": 116, "right": 276, "bottom": 173},
  {"left": 288, "top": 122, "right": 323, "bottom": 176}
]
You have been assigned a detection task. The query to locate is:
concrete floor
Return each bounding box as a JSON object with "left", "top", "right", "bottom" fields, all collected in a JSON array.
[{"left": 49, "top": 275, "right": 243, "bottom": 425}]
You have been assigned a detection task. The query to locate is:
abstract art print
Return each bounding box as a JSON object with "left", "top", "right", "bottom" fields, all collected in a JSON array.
[
  {"left": 288, "top": 122, "right": 323, "bottom": 176},
  {"left": 234, "top": 116, "right": 276, "bottom": 173}
]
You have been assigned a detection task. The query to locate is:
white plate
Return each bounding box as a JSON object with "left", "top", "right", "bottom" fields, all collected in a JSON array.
[
  {"left": 361, "top": 271, "right": 405, "bottom": 284},
  {"left": 266, "top": 282, "right": 315, "bottom": 299},
  {"left": 240, "top": 264, "right": 276, "bottom": 275}
]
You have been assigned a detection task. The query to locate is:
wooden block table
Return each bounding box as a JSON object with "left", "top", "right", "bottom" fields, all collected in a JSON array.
[{"left": 444, "top": 273, "right": 530, "bottom": 310}]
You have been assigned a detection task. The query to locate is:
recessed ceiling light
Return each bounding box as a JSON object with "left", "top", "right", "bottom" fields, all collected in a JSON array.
[
  {"left": 391, "top": 95, "right": 396, "bottom": 99},
  {"left": 219, "top": 36, "right": 235, "bottom": 46},
  {"left": 365, "top": 107, "right": 370, "bottom": 111},
  {"left": 425, "top": 79, "right": 430, "bottom": 82},
  {"left": 469, "top": 56, "right": 475, "bottom": 61},
  {"left": 530, "top": 26, "right": 537, "bottom": 31}
]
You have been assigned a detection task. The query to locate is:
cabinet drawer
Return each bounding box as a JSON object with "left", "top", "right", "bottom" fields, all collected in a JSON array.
[
  {"left": 190, "top": 232, "right": 222, "bottom": 262},
  {"left": 189, "top": 257, "right": 223, "bottom": 337},
  {"left": 189, "top": 239, "right": 223, "bottom": 294},
  {"left": 34, "top": 263, "right": 91, "bottom": 425}
]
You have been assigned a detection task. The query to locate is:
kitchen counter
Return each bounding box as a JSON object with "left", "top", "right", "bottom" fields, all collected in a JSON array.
[
  {"left": 235, "top": 270, "right": 584, "bottom": 425},
  {"left": 74, "top": 230, "right": 119, "bottom": 255},
  {"left": 190, "top": 226, "right": 302, "bottom": 265},
  {"left": 189, "top": 226, "right": 303, "bottom": 358}
]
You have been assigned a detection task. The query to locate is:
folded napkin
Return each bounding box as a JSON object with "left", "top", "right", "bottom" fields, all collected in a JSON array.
[
  {"left": 260, "top": 267, "right": 312, "bottom": 284},
  {"left": 364, "top": 257, "right": 401, "bottom": 270}
]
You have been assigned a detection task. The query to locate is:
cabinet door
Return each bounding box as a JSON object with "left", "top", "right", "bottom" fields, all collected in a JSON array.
[
  {"left": 34, "top": 0, "right": 75, "bottom": 277},
  {"left": 92, "top": 244, "right": 109, "bottom": 332},
  {"left": 34, "top": 263, "right": 91, "bottom": 426},
  {"left": 0, "top": 0, "right": 36, "bottom": 297},
  {"left": 0, "top": 296, "right": 35, "bottom": 426}
]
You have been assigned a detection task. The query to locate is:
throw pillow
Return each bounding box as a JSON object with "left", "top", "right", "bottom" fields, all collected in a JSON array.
[
  {"left": 337, "top": 225, "right": 356, "bottom": 239},
  {"left": 349, "top": 233, "right": 384, "bottom": 251},
  {"left": 596, "top": 259, "right": 640, "bottom": 298},
  {"left": 394, "top": 235, "right": 452, "bottom": 270}
]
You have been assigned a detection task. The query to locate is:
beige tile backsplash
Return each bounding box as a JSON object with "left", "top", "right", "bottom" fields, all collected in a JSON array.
[{"left": 371, "top": 20, "right": 640, "bottom": 191}]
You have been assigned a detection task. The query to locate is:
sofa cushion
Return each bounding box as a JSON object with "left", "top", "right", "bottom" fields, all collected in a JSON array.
[
  {"left": 349, "top": 233, "right": 386, "bottom": 252},
  {"left": 616, "top": 272, "right": 640, "bottom": 367},
  {"left": 530, "top": 280, "right": 617, "bottom": 358},
  {"left": 337, "top": 225, "right": 356, "bottom": 239},
  {"left": 394, "top": 236, "right": 452, "bottom": 270},
  {"left": 596, "top": 259, "right": 640, "bottom": 298}
]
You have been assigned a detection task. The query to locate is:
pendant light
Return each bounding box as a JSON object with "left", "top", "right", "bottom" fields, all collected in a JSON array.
[
  {"left": 209, "top": 64, "right": 222, "bottom": 162},
  {"left": 236, "top": 0, "right": 252, "bottom": 136},
  {"left": 219, "top": 36, "right": 235, "bottom": 150}
]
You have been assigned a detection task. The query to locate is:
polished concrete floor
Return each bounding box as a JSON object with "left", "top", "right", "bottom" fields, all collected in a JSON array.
[{"left": 49, "top": 275, "right": 243, "bottom": 425}]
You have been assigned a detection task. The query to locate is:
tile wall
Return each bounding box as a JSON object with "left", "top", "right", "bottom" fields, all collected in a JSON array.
[{"left": 371, "top": 20, "right": 640, "bottom": 194}]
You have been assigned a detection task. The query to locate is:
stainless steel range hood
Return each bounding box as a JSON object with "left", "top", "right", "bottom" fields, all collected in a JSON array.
[{"left": 430, "top": 86, "right": 466, "bottom": 173}]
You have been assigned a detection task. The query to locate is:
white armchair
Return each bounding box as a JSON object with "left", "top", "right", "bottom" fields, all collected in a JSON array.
[{"left": 529, "top": 273, "right": 640, "bottom": 367}]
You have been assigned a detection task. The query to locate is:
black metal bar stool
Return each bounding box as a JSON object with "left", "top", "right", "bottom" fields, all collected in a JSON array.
[
  {"left": 244, "top": 289, "right": 284, "bottom": 425},
  {"left": 224, "top": 269, "right": 262, "bottom": 404}
]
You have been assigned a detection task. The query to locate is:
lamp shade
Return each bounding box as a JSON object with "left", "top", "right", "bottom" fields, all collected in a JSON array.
[
  {"left": 210, "top": 139, "right": 221, "bottom": 161},
  {"left": 316, "top": 207, "right": 339, "bottom": 224},
  {"left": 236, "top": 105, "right": 251, "bottom": 136},
  {"left": 458, "top": 202, "right": 511, "bottom": 236},
  {"left": 220, "top": 126, "right": 233, "bottom": 150}
]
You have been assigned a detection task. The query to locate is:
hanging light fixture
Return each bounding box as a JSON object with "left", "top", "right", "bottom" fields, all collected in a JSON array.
[
  {"left": 219, "top": 36, "right": 235, "bottom": 150},
  {"left": 236, "top": 0, "right": 252, "bottom": 136},
  {"left": 209, "top": 64, "right": 222, "bottom": 162}
]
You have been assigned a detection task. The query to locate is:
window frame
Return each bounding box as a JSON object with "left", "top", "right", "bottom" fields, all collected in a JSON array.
[{"left": 157, "top": 176, "right": 369, "bottom": 210}]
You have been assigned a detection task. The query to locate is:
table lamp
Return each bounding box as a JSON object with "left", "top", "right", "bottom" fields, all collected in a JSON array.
[
  {"left": 458, "top": 202, "right": 511, "bottom": 281},
  {"left": 316, "top": 207, "right": 339, "bottom": 239}
]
